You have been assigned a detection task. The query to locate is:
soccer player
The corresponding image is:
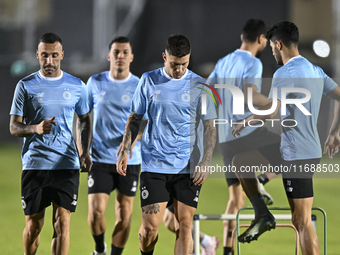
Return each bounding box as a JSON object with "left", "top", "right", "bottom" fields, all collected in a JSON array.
[
  {"left": 9, "top": 33, "right": 92, "bottom": 255},
  {"left": 116, "top": 35, "right": 217, "bottom": 255},
  {"left": 207, "top": 19, "right": 281, "bottom": 255},
  {"left": 86, "top": 36, "right": 145, "bottom": 255},
  {"left": 232, "top": 21, "right": 340, "bottom": 255}
]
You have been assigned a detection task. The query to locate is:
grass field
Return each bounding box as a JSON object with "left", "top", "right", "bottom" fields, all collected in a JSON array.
[{"left": 1, "top": 143, "right": 340, "bottom": 254}]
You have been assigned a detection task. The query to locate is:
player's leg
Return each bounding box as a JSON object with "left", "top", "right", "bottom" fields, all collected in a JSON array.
[
  {"left": 163, "top": 206, "right": 176, "bottom": 233},
  {"left": 51, "top": 202, "right": 71, "bottom": 255},
  {"left": 110, "top": 164, "right": 139, "bottom": 254},
  {"left": 23, "top": 210, "right": 45, "bottom": 255},
  {"left": 282, "top": 159, "right": 320, "bottom": 255},
  {"left": 111, "top": 191, "right": 134, "bottom": 254},
  {"left": 173, "top": 199, "right": 196, "bottom": 254},
  {"left": 223, "top": 180, "right": 245, "bottom": 254},
  {"left": 88, "top": 193, "right": 110, "bottom": 253},
  {"left": 139, "top": 201, "right": 167, "bottom": 254},
  {"left": 88, "top": 163, "right": 115, "bottom": 254},
  {"left": 49, "top": 170, "right": 79, "bottom": 255},
  {"left": 139, "top": 172, "right": 169, "bottom": 254},
  {"left": 233, "top": 149, "right": 276, "bottom": 243},
  {"left": 288, "top": 197, "right": 319, "bottom": 255}
]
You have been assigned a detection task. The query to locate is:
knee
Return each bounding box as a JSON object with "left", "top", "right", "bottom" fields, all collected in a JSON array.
[
  {"left": 178, "top": 219, "right": 192, "bottom": 235},
  {"left": 90, "top": 208, "right": 105, "bottom": 223},
  {"left": 25, "top": 220, "right": 42, "bottom": 239},
  {"left": 291, "top": 213, "right": 310, "bottom": 232},
  {"left": 54, "top": 214, "right": 70, "bottom": 236}
]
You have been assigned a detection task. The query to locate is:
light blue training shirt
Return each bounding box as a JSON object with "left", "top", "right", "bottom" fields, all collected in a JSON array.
[
  {"left": 269, "top": 55, "right": 338, "bottom": 160},
  {"left": 208, "top": 49, "right": 263, "bottom": 143},
  {"left": 131, "top": 68, "right": 217, "bottom": 174},
  {"left": 87, "top": 71, "right": 142, "bottom": 165},
  {"left": 10, "top": 71, "right": 90, "bottom": 170}
]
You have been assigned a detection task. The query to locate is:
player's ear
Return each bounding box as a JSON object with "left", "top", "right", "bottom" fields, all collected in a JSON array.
[
  {"left": 130, "top": 53, "right": 134, "bottom": 62},
  {"left": 162, "top": 52, "right": 167, "bottom": 61},
  {"left": 276, "top": 40, "right": 283, "bottom": 51},
  {"left": 60, "top": 51, "right": 64, "bottom": 60},
  {"left": 107, "top": 53, "right": 111, "bottom": 61},
  {"left": 36, "top": 50, "right": 39, "bottom": 59},
  {"left": 240, "top": 34, "right": 244, "bottom": 42}
]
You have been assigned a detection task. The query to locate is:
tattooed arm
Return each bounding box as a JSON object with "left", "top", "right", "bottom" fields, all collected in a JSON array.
[
  {"left": 10, "top": 115, "right": 56, "bottom": 137},
  {"left": 77, "top": 112, "right": 93, "bottom": 172},
  {"left": 117, "top": 112, "right": 144, "bottom": 176},
  {"left": 193, "top": 119, "right": 216, "bottom": 185}
]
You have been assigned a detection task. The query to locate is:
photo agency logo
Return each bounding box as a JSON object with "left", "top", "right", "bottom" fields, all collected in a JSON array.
[{"left": 201, "top": 82, "right": 312, "bottom": 128}]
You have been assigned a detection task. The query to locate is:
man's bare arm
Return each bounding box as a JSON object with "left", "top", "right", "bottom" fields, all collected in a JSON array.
[
  {"left": 10, "top": 115, "right": 56, "bottom": 137},
  {"left": 77, "top": 112, "right": 93, "bottom": 172}
]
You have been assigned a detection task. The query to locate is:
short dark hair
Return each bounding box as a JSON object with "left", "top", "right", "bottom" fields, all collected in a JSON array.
[
  {"left": 266, "top": 21, "right": 299, "bottom": 47},
  {"left": 242, "top": 19, "right": 267, "bottom": 43},
  {"left": 109, "top": 36, "right": 132, "bottom": 51},
  {"left": 165, "top": 35, "right": 191, "bottom": 58},
  {"left": 40, "top": 33, "right": 62, "bottom": 45}
]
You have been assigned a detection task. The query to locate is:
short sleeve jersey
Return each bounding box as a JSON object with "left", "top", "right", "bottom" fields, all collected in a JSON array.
[
  {"left": 87, "top": 71, "right": 142, "bottom": 165},
  {"left": 10, "top": 71, "right": 90, "bottom": 170},
  {"left": 208, "top": 49, "right": 263, "bottom": 143},
  {"left": 131, "top": 68, "right": 217, "bottom": 174},
  {"left": 268, "top": 56, "right": 337, "bottom": 160}
]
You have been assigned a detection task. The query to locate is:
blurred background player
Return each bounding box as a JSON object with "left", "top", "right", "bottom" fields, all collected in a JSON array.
[
  {"left": 9, "top": 33, "right": 92, "bottom": 255},
  {"left": 85, "top": 36, "right": 146, "bottom": 255},
  {"left": 232, "top": 21, "right": 340, "bottom": 255},
  {"left": 116, "top": 34, "right": 217, "bottom": 255},
  {"left": 207, "top": 19, "right": 281, "bottom": 255},
  {"left": 163, "top": 204, "right": 219, "bottom": 255}
]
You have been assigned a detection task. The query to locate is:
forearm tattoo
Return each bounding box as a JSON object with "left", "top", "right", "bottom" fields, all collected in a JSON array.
[
  {"left": 78, "top": 113, "right": 92, "bottom": 153},
  {"left": 201, "top": 119, "right": 216, "bottom": 164},
  {"left": 10, "top": 122, "right": 35, "bottom": 137},
  {"left": 141, "top": 203, "right": 160, "bottom": 214},
  {"left": 121, "top": 113, "right": 143, "bottom": 154}
]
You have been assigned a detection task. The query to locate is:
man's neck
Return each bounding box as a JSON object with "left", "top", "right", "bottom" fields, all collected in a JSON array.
[
  {"left": 240, "top": 43, "right": 257, "bottom": 57},
  {"left": 110, "top": 69, "right": 129, "bottom": 80},
  {"left": 283, "top": 49, "right": 300, "bottom": 65}
]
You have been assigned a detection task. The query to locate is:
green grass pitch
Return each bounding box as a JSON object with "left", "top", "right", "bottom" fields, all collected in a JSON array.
[{"left": 1, "top": 143, "right": 339, "bottom": 254}]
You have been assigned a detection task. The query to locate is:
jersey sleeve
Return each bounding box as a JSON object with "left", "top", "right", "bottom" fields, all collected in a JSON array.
[
  {"left": 10, "top": 81, "right": 26, "bottom": 117},
  {"left": 321, "top": 70, "right": 338, "bottom": 95},
  {"left": 131, "top": 74, "right": 147, "bottom": 115},
  {"left": 243, "top": 58, "right": 262, "bottom": 91},
  {"left": 268, "top": 68, "right": 293, "bottom": 101},
  {"left": 75, "top": 81, "right": 90, "bottom": 116},
  {"left": 86, "top": 76, "right": 94, "bottom": 111}
]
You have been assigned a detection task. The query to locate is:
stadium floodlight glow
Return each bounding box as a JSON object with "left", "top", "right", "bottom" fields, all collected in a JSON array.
[{"left": 313, "top": 40, "right": 330, "bottom": 58}]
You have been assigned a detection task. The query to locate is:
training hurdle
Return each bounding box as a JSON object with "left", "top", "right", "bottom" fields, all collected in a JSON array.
[{"left": 193, "top": 206, "right": 327, "bottom": 255}]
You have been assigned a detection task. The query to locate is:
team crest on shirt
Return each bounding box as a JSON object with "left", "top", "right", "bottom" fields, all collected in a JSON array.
[
  {"left": 121, "top": 92, "right": 131, "bottom": 103},
  {"left": 63, "top": 88, "right": 71, "bottom": 100},
  {"left": 141, "top": 186, "right": 149, "bottom": 199},
  {"left": 181, "top": 91, "right": 190, "bottom": 102}
]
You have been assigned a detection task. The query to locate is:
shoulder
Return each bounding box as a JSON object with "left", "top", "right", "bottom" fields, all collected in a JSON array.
[
  {"left": 129, "top": 73, "right": 140, "bottom": 84},
  {"left": 21, "top": 72, "right": 39, "bottom": 82},
  {"left": 89, "top": 71, "right": 108, "bottom": 82},
  {"left": 62, "top": 71, "right": 84, "bottom": 86},
  {"left": 273, "top": 65, "right": 290, "bottom": 78}
]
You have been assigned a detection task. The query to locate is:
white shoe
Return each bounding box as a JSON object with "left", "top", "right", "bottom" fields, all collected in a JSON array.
[
  {"left": 91, "top": 243, "right": 107, "bottom": 255},
  {"left": 201, "top": 236, "right": 219, "bottom": 255},
  {"left": 259, "top": 183, "right": 274, "bottom": 205}
]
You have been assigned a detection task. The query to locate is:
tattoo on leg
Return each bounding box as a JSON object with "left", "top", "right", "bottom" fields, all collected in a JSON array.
[
  {"left": 189, "top": 241, "right": 193, "bottom": 254},
  {"left": 139, "top": 233, "right": 142, "bottom": 244},
  {"left": 141, "top": 203, "right": 160, "bottom": 214}
]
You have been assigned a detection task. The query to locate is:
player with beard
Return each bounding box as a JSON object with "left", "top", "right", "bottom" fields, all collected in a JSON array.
[{"left": 232, "top": 21, "right": 340, "bottom": 255}]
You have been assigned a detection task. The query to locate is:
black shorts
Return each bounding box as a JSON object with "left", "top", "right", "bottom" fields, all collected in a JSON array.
[
  {"left": 281, "top": 158, "right": 320, "bottom": 199},
  {"left": 140, "top": 172, "right": 201, "bottom": 209},
  {"left": 21, "top": 170, "right": 79, "bottom": 215},
  {"left": 88, "top": 162, "right": 140, "bottom": 197},
  {"left": 219, "top": 127, "right": 281, "bottom": 186}
]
